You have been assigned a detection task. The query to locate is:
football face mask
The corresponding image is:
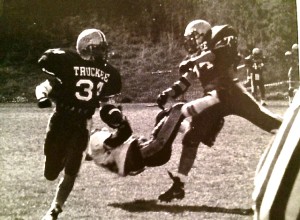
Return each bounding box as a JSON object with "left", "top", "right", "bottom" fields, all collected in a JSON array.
[
  {"left": 184, "top": 19, "right": 212, "bottom": 55},
  {"left": 76, "top": 29, "right": 108, "bottom": 61},
  {"left": 184, "top": 31, "right": 205, "bottom": 54}
]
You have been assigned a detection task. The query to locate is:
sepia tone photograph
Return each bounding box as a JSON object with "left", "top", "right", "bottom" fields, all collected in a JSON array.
[{"left": 0, "top": 0, "right": 299, "bottom": 219}]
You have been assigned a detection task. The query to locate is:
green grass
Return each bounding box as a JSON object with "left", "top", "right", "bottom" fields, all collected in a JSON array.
[{"left": 0, "top": 102, "right": 288, "bottom": 220}]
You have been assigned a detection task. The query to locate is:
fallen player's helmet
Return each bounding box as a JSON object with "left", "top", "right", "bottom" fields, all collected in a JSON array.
[
  {"left": 89, "top": 128, "right": 112, "bottom": 166},
  {"left": 76, "top": 28, "right": 108, "bottom": 61},
  {"left": 184, "top": 19, "right": 212, "bottom": 54},
  {"left": 89, "top": 128, "right": 145, "bottom": 176}
]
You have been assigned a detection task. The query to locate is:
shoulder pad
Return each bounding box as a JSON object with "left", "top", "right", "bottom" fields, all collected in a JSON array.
[
  {"left": 245, "top": 55, "right": 252, "bottom": 60},
  {"left": 44, "top": 48, "right": 66, "bottom": 55},
  {"left": 38, "top": 48, "right": 76, "bottom": 77},
  {"left": 43, "top": 48, "right": 79, "bottom": 59},
  {"left": 210, "top": 25, "right": 237, "bottom": 46},
  {"left": 39, "top": 48, "right": 66, "bottom": 64},
  {"left": 285, "top": 51, "right": 292, "bottom": 56}
]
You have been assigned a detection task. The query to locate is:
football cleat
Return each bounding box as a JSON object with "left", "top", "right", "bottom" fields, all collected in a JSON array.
[
  {"left": 41, "top": 204, "right": 62, "bottom": 220},
  {"left": 158, "top": 171, "right": 185, "bottom": 202}
]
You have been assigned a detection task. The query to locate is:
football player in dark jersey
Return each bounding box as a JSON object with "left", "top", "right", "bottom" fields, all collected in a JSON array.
[
  {"left": 244, "top": 48, "right": 267, "bottom": 105},
  {"left": 156, "top": 19, "right": 282, "bottom": 202},
  {"left": 36, "top": 28, "right": 122, "bottom": 220},
  {"left": 285, "top": 43, "right": 299, "bottom": 104}
]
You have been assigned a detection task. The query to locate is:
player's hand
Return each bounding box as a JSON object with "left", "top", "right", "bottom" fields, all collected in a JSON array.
[
  {"left": 38, "top": 97, "right": 52, "bottom": 108},
  {"left": 156, "top": 92, "right": 168, "bottom": 109}
]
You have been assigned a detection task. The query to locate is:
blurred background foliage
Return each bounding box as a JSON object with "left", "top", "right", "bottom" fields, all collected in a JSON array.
[{"left": 0, "top": 0, "right": 298, "bottom": 102}]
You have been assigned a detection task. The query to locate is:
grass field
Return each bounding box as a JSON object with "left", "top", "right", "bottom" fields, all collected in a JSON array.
[{"left": 0, "top": 101, "right": 288, "bottom": 220}]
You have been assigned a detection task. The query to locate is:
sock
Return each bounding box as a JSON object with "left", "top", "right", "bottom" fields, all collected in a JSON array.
[
  {"left": 51, "top": 174, "right": 76, "bottom": 209},
  {"left": 176, "top": 172, "right": 188, "bottom": 183}
]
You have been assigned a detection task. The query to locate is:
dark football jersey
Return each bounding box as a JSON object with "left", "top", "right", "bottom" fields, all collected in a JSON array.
[
  {"left": 38, "top": 48, "right": 122, "bottom": 111},
  {"left": 245, "top": 55, "right": 266, "bottom": 74},
  {"left": 194, "top": 25, "right": 239, "bottom": 92}
]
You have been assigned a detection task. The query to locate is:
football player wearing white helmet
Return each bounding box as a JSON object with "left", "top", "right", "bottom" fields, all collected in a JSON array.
[
  {"left": 156, "top": 19, "right": 282, "bottom": 202},
  {"left": 285, "top": 43, "right": 299, "bottom": 104},
  {"left": 244, "top": 48, "right": 267, "bottom": 105},
  {"left": 76, "top": 28, "right": 108, "bottom": 61},
  {"left": 36, "top": 28, "right": 122, "bottom": 220}
]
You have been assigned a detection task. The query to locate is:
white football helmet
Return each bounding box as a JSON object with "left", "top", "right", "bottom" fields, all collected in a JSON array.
[
  {"left": 76, "top": 29, "right": 108, "bottom": 61},
  {"left": 184, "top": 19, "right": 212, "bottom": 54},
  {"left": 252, "top": 48, "right": 261, "bottom": 54},
  {"left": 292, "top": 43, "right": 298, "bottom": 52},
  {"left": 252, "top": 48, "right": 262, "bottom": 58}
]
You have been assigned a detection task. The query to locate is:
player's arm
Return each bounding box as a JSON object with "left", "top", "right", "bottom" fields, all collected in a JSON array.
[
  {"left": 35, "top": 80, "right": 53, "bottom": 108},
  {"left": 179, "top": 50, "right": 216, "bottom": 74},
  {"left": 35, "top": 77, "right": 62, "bottom": 108},
  {"left": 165, "top": 72, "right": 194, "bottom": 98},
  {"left": 157, "top": 51, "right": 215, "bottom": 102},
  {"left": 156, "top": 71, "right": 195, "bottom": 108},
  {"left": 104, "top": 118, "right": 133, "bottom": 148},
  {"left": 100, "top": 64, "right": 122, "bottom": 100},
  {"left": 244, "top": 55, "right": 252, "bottom": 66},
  {"left": 100, "top": 104, "right": 133, "bottom": 148},
  {"left": 285, "top": 51, "right": 293, "bottom": 79},
  {"left": 159, "top": 47, "right": 216, "bottom": 97}
]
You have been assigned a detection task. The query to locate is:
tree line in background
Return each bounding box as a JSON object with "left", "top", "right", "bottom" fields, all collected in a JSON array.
[{"left": 0, "top": 0, "right": 298, "bottom": 102}]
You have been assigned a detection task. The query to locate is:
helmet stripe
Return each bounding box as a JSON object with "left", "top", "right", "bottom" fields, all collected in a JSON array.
[{"left": 98, "top": 31, "right": 106, "bottom": 42}]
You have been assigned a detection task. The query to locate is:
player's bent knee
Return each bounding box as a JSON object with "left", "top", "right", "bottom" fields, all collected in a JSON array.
[
  {"left": 44, "top": 158, "right": 64, "bottom": 181},
  {"left": 44, "top": 170, "right": 60, "bottom": 181},
  {"left": 182, "top": 117, "right": 224, "bottom": 147},
  {"left": 181, "top": 90, "right": 220, "bottom": 117}
]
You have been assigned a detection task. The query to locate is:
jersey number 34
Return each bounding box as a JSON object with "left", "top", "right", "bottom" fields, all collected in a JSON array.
[{"left": 75, "top": 79, "right": 104, "bottom": 101}]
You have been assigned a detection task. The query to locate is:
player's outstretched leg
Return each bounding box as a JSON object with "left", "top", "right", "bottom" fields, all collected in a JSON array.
[{"left": 158, "top": 171, "right": 185, "bottom": 202}]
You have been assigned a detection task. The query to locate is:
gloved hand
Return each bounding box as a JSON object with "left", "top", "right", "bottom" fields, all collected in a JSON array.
[
  {"left": 38, "top": 97, "right": 52, "bottom": 108},
  {"left": 156, "top": 92, "right": 168, "bottom": 109}
]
